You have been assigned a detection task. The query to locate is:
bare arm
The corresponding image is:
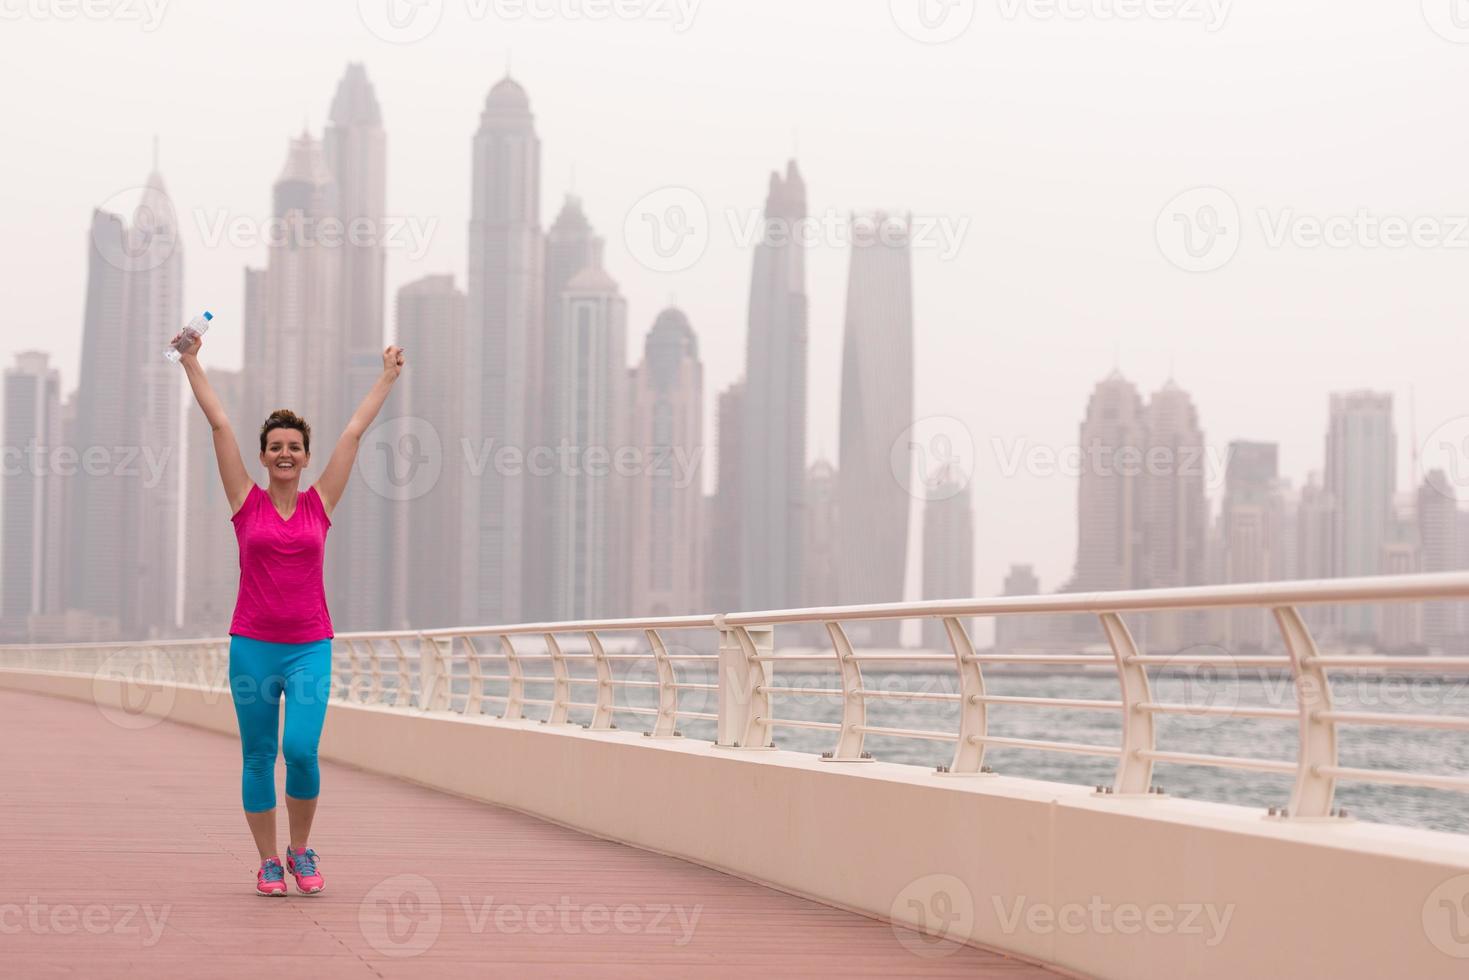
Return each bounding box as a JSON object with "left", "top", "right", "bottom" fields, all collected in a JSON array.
[
  {"left": 174, "top": 333, "right": 253, "bottom": 515},
  {"left": 315, "top": 345, "right": 406, "bottom": 517}
]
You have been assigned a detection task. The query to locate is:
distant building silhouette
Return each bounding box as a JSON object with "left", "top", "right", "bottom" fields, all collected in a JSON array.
[
  {"left": 1220, "top": 441, "right": 1285, "bottom": 649},
  {"left": 69, "top": 166, "right": 182, "bottom": 639},
  {"left": 920, "top": 466, "right": 974, "bottom": 651},
  {"left": 837, "top": 213, "right": 914, "bottom": 647},
  {"left": 1139, "top": 381, "right": 1208, "bottom": 649},
  {"left": 325, "top": 63, "right": 397, "bottom": 632},
  {"left": 465, "top": 75, "right": 542, "bottom": 626},
  {"left": 2, "top": 353, "right": 63, "bottom": 640},
  {"left": 1326, "top": 391, "right": 1396, "bottom": 639},
  {"left": 1417, "top": 470, "right": 1462, "bottom": 654},
  {"left": 995, "top": 565, "right": 1041, "bottom": 656},
  {"left": 547, "top": 261, "right": 626, "bottom": 620},
  {"left": 707, "top": 381, "right": 745, "bottom": 613},
  {"left": 801, "top": 458, "right": 839, "bottom": 645},
  {"left": 181, "top": 368, "right": 246, "bottom": 636},
  {"left": 627, "top": 308, "right": 704, "bottom": 617},
  {"left": 741, "top": 161, "right": 808, "bottom": 612},
  {"left": 397, "top": 275, "right": 466, "bottom": 629},
  {"left": 526, "top": 196, "right": 602, "bottom": 621},
  {"left": 1071, "top": 371, "right": 1146, "bottom": 592}
]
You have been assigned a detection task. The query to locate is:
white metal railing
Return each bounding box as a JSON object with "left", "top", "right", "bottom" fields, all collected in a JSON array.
[{"left": 4, "top": 572, "right": 1469, "bottom": 822}]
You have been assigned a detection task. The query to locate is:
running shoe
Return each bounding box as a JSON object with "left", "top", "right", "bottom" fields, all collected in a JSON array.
[
  {"left": 286, "top": 845, "right": 324, "bottom": 894},
  {"left": 257, "top": 857, "right": 288, "bottom": 897}
]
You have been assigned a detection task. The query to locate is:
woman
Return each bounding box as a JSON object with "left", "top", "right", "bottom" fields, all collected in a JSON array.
[{"left": 174, "top": 328, "right": 405, "bottom": 896}]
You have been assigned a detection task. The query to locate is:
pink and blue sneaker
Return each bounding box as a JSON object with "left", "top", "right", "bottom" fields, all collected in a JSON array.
[
  {"left": 256, "top": 857, "right": 287, "bottom": 897},
  {"left": 286, "top": 845, "right": 324, "bottom": 894}
]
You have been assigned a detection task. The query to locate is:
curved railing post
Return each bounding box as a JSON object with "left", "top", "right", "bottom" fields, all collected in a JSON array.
[
  {"left": 586, "top": 630, "right": 615, "bottom": 730},
  {"left": 366, "top": 638, "right": 386, "bottom": 704},
  {"left": 545, "top": 633, "right": 570, "bottom": 724},
  {"left": 943, "top": 616, "right": 989, "bottom": 774},
  {"left": 499, "top": 635, "right": 525, "bottom": 720},
  {"left": 391, "top": 637, "right": 414, "bottom": 708},
  {"left": 342, "top": 639, "right": 364, "bottom": 703},
  {"left": 823, "top": 621, "right": 868, "bottom": 761},
  {"left": 418, "top": 634, "right": 451, "bottom": 712},
  {"left": 1274, "top": 605, "right": 1338, "bottom": 818},
  {"left": 462, "top": 636, "right": 484, "bottom": 715},
  {"left": 645, "top": 628, "right": 679, "bottom": 737},
  {"left": 1101, "top": 612, "right": 1155, "bottom": 795},
  {"left": 716, "top": 618, "right": 773, "bottom": 748}
]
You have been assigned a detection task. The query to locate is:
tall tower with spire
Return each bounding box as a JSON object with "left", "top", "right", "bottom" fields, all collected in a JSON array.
[
  {"left": 324, "top": 63, "right": 396, "bottom": 631},
  {"left": 464, "top": 76, "right": 543, "bottom": 625},
  {"left": 740, "top": 161, "right": 809, "bottom": 613},
  {"left": 243, "top": 131, "right": 343, "bottom": 449},
  {"left": 524, "top": 195, "right": 602, "bottom": 620},
  {"left": 1071, "top": 372, "right": 1146, "bottom": 593},
  {"left": 70, "top": 161, "right": 183, "bottom": 638},
  {"left": 836, "top": 212, "right": 914, "bottom": 645}
]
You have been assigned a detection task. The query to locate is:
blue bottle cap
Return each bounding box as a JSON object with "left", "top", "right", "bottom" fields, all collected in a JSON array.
[{"left": 203, "top": 311, "right": 213, "bottom": 320}]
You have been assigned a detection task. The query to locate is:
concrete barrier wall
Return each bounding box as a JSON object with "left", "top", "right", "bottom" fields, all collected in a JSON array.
[{"left": 9, "top": 667, "right": 1469, "bottom": 980}]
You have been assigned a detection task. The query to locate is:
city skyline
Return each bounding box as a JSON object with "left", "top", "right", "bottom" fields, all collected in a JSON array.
[
  {"left": 6, "top": 5, "right": 1465, "bottom": 608},
  {"left": 3, "top": 50, "right": 1468, "bottom": 643}
]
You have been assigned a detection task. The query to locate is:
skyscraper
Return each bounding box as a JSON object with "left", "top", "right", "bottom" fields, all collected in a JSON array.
[
  {"left": 626, "top": 308, "right": 704, "bottom": 617},
  {"left": 1138, "top": 381, "right": 1209, "bottom": 649},
  {"left": 242, "top": 131, "right": 343, "bottom": 455},
  {"left": 1380, "top": 495, "right": 1422, "bottom": 650},
  {"left": 181, "top": 369, "right": 246, "bottom": 636},
  {"left": 836, "top": 213, "right": 914, "bottom": 646},
  {"left": 920, "top": 466, "right": 974, "bottom": 651},
  {"left": 547, "top": 261, "right": 626, "bottom": 620},
  {"left": 995, "top": 564, "right": 1041, "bottom": 655},
  {"left": 2, "top": 353, "right": 63, "bottom": 640},
  {"left": 464, "top": 76, "right": 542, "bottom": 626},
  {"left": 707, "top": 381, "right": 745, "bottom": 613},
  {"left": 741, "top": 161, "right": 808, "bottom": 613},
  {"left": 1221, "top": 441, "right": 1283, "bottom": 649},
  {"left": 1418, "top": 470, "right": 1462, "bottom": 654},
  {"left": 325, "top": 62, "right": 394, "bottom": 632},
  {"left": 69, "top": 165, "right": 183, "bottom": 639},
  {"left": 397, "top": 275, "right": 467, "bottom": 629},
  {"left": 525, "top": 196, "right": 602, "bottom": 620},
  {"left": 1326, "top": 391, "right": 1396, "bottom": 639},
  {"left": 1072, "top": 372, "right": 1146, "bottom": 592}
]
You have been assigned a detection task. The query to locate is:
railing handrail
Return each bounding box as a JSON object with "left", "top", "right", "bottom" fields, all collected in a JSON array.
[
  {"left": 721, "top": 571, "right": 1469, "bottom": 625},
  {"left": 7, "top": 570, "right": 1469, "bottom": 830}
]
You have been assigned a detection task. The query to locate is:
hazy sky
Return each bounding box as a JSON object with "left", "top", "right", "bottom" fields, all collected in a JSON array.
[{"left": 2, "top": 1, "right": 1467, "bottom": 611}]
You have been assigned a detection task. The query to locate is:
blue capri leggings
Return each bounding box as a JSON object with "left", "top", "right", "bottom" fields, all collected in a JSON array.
[{"left": 227, "top": 635, "right": 333, "bottom": 813}]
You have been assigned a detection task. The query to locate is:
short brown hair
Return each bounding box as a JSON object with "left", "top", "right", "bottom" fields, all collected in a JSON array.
[{"left": 259, "top": 409, "right": 311, "bottom": 454}]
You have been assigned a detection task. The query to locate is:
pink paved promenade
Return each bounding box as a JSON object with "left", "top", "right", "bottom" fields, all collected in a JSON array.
[{"left": 0, "top": 687, "right": 1066, "bottom": 978}]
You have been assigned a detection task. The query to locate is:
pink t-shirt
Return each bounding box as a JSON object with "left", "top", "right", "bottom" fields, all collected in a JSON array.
[{"left": 229, "top": 483, "right": 335, "bottom": 643}]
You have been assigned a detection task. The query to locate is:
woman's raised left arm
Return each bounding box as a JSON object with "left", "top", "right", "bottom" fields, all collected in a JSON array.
[{"left": 315, "top": 345, "right": 405, "bottom": 517}]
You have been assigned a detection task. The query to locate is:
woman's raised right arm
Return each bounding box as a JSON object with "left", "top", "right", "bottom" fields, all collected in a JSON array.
[{"left": 174, "top": 332, "right": 253, "bottom": 515}]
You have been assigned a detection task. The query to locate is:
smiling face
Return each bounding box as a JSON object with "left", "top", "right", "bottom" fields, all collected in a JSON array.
[{"left": 260, "top": 427, "right": 309, "bottom": 487}]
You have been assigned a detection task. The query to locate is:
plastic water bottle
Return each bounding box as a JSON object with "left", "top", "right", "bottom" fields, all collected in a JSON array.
[{"left": 164, "top": 311, "right": 213, "bottom": 362}]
